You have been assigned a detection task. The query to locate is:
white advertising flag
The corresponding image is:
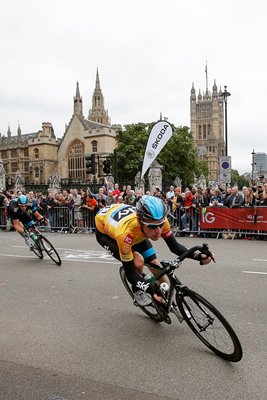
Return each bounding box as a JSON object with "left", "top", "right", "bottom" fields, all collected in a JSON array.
[{"left": 141, "top": 121, "right": 173, "bottom": 179}]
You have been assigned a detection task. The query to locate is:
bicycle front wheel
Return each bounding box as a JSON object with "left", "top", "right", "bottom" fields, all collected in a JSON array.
[
  {"left": 32, "top": 242, "right": 43, "bottom": 259},
  {"left": 177, "top": 288, "right": 243, "bottom": 362},
  {"left": 119, "top": 266, "right": 166, "bottom": 322},
  {"left": 38, "top": 235, "right": 62, "bottom": 266}
]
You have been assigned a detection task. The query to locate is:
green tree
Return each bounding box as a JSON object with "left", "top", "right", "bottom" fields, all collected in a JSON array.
[
  {"left": 113, "top": 122, "right": 208, "bottom": 188},
  {"left": 231, "top": 169, "right": 249, "bottom": 189}
]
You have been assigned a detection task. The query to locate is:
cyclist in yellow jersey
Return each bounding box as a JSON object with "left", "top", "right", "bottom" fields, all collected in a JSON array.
[{"left": 95, "top": 195, "right": 212, "bottom": 306}]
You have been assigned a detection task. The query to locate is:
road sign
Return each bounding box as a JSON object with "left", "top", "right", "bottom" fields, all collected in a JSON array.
[
  {"left": 220, "top": 156, "right": 231, "bottom": 172},
  {"left": 220, "top": 171, "right": 231, "bottom": 184}
]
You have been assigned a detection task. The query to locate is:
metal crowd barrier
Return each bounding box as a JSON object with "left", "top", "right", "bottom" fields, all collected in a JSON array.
[
  {"left": 47, "top": 207, "right": 96, "bottom": 233},
  {"left": 1, "top": 204, "right": 267, "bottom": 240},
  {"left": 0, "top": 206, "right": 96, "bottom": 233},
  {"left": 0, "top": 206, "right": 7, "bottom": 229},
  {"left": 169, "top": 206, "right": 267, "bottom": 240}
]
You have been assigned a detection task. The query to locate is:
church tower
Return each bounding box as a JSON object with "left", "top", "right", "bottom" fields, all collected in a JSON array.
[
  {"left": 73, "top": 81, "right": 83, "bottom": 116},
  {"left": 88, "top": 68, "right": 110, "bottom": 125},
  {"left": 190, "top": 67, "right": 225, "bottom": 182}
]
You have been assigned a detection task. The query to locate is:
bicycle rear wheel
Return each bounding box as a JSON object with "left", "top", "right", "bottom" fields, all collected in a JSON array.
[
  {"left": 119, "top": 266, "right": 166, "bottom": 322},
  {"left": 38, "top": 235, "right": 62, "bottom": 266},
  {"left": 177, "top": 288, "right": 243, "bottom": 362}
]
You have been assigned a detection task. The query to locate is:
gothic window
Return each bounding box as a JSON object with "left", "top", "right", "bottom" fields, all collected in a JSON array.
[
  {"left": 24, "top": 148, "right": 29, "bottom": 157},
  {"left": 198, "top": 125, "right": 202, "bottom": 139},
  {"left": 208, "top": 124, "right": 211, "bottom": 136},
  {"left": 11, "top": 149, "right": 17, "bottom": 158},
  {"left": 35, "top": 167, "right": 39, "bottom": 178},
  {"left": 40, "top": 167, "right": 44, "bottom": 184},
  {"left": 1, "top": 150, "right": 7, "bottom": 159},
  {"left": 29, "top": 167, "right": 33, "bottom": 184},
  {"left": 92, "top": 140, "right": 98, "bottom": 152},
  {"left": 34, "top": 148, "right": 39, "bottom": 159},
  {"left": 67, "top": 139, "right": 85, "bottom": 179},
  {"left": 11, "top": 162, "right": 18, "bottom": 173},
  {"left": 203, "top": 125, "right": 207, "bottom": 139}
]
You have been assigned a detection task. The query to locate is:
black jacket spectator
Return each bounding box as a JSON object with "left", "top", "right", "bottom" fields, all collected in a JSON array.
[{"left": 224, "top": 187, "right": 243, "bottom": 208}]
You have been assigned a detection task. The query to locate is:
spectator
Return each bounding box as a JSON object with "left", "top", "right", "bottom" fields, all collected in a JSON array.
[
  {"left": 153, "top": 187, "right": 161, "bottom": 197},
  {"left": 209, "top": 189, "right": 224, "bottom": 207},
  {"left": 257, "top": 183, "right": 267, "bottom": 206},
  {"left": 82, "top": 193, "right": 98, "bottom": 231},
  {"left": 112, "top": 183, "right": 121, "bottom": 202},
  {"left": 191, "top": 189, "right": 209, "bottom": 236},
  {"left": 124, "top": 188, "right": 136, "bottom": 205},
  {"left": 166, "top": 185, "right": 175, "bottom": 212},
  {"left": 224, "top": 186, "right": 243, "bottom": 208},
  {"left": 0, "top": 188, "right": 8, "bottom": 207},
  {"left": 243, "top": 187, "right": 256, "bottom": 207},
  {"left": 171, "top": 187, "right": 183, "bottom": 228},
  {"left": 93, "top": 187, "right": 107, "bottom": 209},
  {"left": 105, "top": 190, "right": 116, "bottom": 206},
  {"left": 38, "top": 193, "right": 48, "bottom": 219},
  {"left": 65, "top": 193, "right": 74, "bottom": 210},
  {"left": 204, "top": 187, "right": 212, "bottom": 204},
  {"left": 134, "top": 189, "right": 143, "bottom": 205},
  {"left": 46, "top": 192, "right": 57, "bottom": 231},
  {"left": 73, "top": 188, "right": 83, "bottom": 231},
  {"left": 181, "top": 190, "right": 194, "bottom": 232}
]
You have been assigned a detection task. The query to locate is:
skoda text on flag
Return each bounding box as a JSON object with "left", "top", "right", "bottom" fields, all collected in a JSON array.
[{"left": 141, "top": 121, "right": 173, "bottom": 179}]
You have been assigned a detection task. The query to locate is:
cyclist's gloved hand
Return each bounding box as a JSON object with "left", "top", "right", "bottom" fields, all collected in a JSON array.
[{"left": 199, "top": 252, "right": 215, "bottom": 265}]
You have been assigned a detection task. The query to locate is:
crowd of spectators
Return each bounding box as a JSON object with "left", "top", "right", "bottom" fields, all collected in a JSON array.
[{"left": 0, "top": 179, "right": 267, "bottom": 236}]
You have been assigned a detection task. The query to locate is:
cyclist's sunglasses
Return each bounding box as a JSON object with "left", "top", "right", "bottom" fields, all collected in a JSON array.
[{"left": 141, "top": 219, "right": 166, "bottom": 230}]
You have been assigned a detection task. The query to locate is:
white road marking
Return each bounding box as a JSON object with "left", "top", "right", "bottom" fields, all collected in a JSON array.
[
  {"left": 1, "top": 246, "right": 118, "bottom": 265},
  {"left": 253, "top": 258, "right": 267, "bottom": 262},
  {"left": 243, "top": 271, "right": 267, "bottom": 275},
  {"left": 0, "top": 252, "right": 117, "bottom": 264}
]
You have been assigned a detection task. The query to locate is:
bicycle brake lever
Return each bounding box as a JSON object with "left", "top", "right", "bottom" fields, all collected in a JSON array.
[{"left": 200, "top": 244, "right": 216, "bottom": 264}]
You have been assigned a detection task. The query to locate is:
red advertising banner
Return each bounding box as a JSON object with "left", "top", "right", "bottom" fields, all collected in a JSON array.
[{"left": 200, "top": 207, "right": 267, "bottom": 231}]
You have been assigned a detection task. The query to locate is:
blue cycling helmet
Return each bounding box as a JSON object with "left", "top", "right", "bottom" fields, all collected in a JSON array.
[
  {"left": 136, "top": 195, "right": 168, "bottom": 221},
  {"left": 17, "top": 194, "right": 29, "bottom": 205}
]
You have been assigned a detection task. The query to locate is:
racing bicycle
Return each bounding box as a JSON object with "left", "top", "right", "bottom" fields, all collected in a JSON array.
[
  {"left": 24, "top": 218, "right": 62, "bottom": 266},
  {"left": 119, "top": 243, "right": 243, "bottom": 362}
]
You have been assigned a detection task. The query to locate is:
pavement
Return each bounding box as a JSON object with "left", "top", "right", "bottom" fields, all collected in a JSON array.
[{"left": 0, "top": 231, "right": 266, "bottom": 400}]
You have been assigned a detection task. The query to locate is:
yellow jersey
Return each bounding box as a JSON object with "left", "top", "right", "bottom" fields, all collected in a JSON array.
[{"left": 95, "top": 204, "right": 171, "bottom": 262}]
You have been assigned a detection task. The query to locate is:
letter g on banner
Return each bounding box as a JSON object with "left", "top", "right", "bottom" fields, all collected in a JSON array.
[{"left": 202, "top": 212, "right": 216, "bottom": 224}]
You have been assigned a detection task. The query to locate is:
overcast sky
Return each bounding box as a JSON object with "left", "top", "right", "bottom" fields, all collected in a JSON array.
[{"left": 0, "top": 0, "right": 266, "bottom": 174}]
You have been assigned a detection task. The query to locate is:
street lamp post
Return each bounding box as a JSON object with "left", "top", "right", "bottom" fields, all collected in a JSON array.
[
  {"left": 221, "top": 85, "right": 231, "bottom": 156},
  {"left": 251, "top": 149, "right": 256, "bottom": 185}
]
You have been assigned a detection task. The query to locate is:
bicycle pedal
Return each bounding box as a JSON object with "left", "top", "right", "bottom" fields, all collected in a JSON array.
[{"left": 164, "top": 316, "right": 172, "bottom": 324}]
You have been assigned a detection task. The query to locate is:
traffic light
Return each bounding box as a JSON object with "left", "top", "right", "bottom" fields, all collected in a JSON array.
[
  {"left": 85, "top": 154, "right": 96, "bottom": 174},
  {"left": 103, "top": 158, "right": 111, "bottom": 174}
]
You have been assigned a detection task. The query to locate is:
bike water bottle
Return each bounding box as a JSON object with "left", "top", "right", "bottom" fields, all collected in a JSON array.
[
  {"left": 144, "top": 273, "right": 154, "bottom": 283},
  {"left": 30, "top": 232, "right": 37, "bottom": 241}
]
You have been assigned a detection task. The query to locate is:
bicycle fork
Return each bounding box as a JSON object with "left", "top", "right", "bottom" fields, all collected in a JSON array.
[{"left": 167, "top": 287, "right": 184, "bottom": 323}]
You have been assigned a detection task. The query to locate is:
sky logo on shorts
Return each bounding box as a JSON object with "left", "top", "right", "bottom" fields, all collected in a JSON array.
[{"left": 124, "top": 234, "right": 133, "bottom": 244}]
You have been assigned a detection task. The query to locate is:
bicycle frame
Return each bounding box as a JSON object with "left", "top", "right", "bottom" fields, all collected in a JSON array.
[
  {"left": 120, "top": 243, "right": 243, "bottom": 362},
  {"left": 24, "top": 218, "right": 62, "bottom": 266}
]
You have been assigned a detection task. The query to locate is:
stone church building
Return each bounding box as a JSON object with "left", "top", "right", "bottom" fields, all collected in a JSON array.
[
  {"left": 190, "top": 78, "right": 225, "bottom": 182},
  {"left": 0, "top": 69, "right": 117, "bottom": 190}
]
